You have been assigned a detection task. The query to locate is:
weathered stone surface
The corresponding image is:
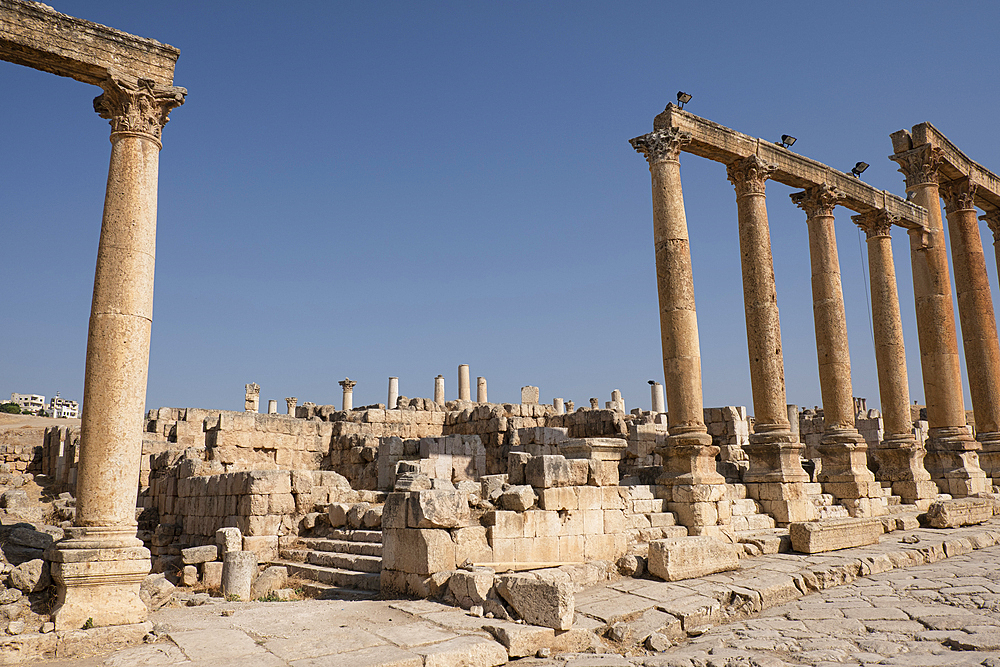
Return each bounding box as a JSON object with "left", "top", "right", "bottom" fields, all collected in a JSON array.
[
  {"left": 414, "top": 635, "right": 508, "bottom": 667},
  {"left": 181, "top": 544, "right": 219, "bottom": 565},
  {"left": 647, "top": 537, "right": 739, "bottom": 582},
  {"left": 925, "top": 497, "right": 994, "bottom": 528},
  {"left": 448, "top": 567, "right": 495, "bottom": 607},
  {"left": 524, "top": 455, "right": 588, "bottom": 489},
  {"left": 202, "top": 561, "right": 223, "bottom": 589},
  {"left": 383, "top": 529, "right": 456, "bottom": 575},
  {"left": 221, "top": 551, "right": 256, "bottom": 601},
  {"left": 9, "top": 559, "right": 49, "bottom": 594},
  {"left": 789, "top": 517, "right": 882, "bottom": 553},
  {"left": 216, "top": 527, "right": 242, "bottom": 556},
  {"left": 484, "top": 621, "right": 555, "bottom": 658},
  {"left": 181, "top": 565, "right": 198, "bottom": 587},
  {"left": 139, "top": 574, "right": 174, "bottom": 611},
  {"left": 498, "top": 486, "right": 536, "bottom": 512},
  {"left": 328, "top": 502, "right": 350, "bottom": 528},
  {"left": 496, "top": 572, "right": 574, "bottom": 630},
  {"left": 251, "top": 565, "right": 287, "bottom": 599},
  {"left": 409, "top": 490, "right": 470, "bottom": 529}
]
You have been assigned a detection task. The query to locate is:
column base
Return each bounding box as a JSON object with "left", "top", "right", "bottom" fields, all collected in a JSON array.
[
  {"left": 743, "top": 428, "right": 810, "bottom": 484},
  {"left": 46, "top": 526, "right": 151, "bottom": 631},
  {"left": 816, "top": 428, "right": 886, "bottom": 515},
  {"left": 744, "top": 481, "right": 816, "bottom": 525},
  {"left": 926, "top": 426, "right": 988, "bottom": 497},
  {"left": 871, "top": 433, "right": 937, "bottom": 504},
  {"left": 654, "top": 430, "right": 725, "bottom": 486},
  {"left": 976, "top": 431, "right": 1000, "bottom": 480}
]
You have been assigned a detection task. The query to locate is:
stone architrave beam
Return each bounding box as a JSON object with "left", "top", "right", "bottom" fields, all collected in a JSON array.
[
  {"left": 653, "top": 104, "right": 928, "bottom": 230},
  {"left": 0, "top": 0, "right": 178, "bottom": 86}
]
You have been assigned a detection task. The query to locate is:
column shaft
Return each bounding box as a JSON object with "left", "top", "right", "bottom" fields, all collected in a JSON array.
[
  {"left": 434, "top": 375, "right": 445, "bottom": 405},
  {"left": 477, "top": 377, "right": 487, "bottom": 403},
  {"left": 387, "top": 377, "right": 399, "bottom": 409},
  {"left": 458, "top": 365, "right": 471, "bottom": 402}
]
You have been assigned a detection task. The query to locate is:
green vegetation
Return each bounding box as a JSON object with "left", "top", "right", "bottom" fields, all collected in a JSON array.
[{"left": 0, "top": 403, "right": 21, "bottom": 414}]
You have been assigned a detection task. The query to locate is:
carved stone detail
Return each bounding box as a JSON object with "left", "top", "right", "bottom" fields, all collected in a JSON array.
[
  {"left": 981, "top": 211, "right": 1000, "bottom": 243},
  {"left": 890, "top": 145, "right": 943, "bottom": 189},
  {"left": 790, "top": 184, "right": 844, "bottom": 218},
  {"left": 94, "top": 75, "right": 186, "bottom": 144},
  {"left": 629, "top": 128, "right": 692, "bottom": 163},
  {"left": 726, "top": 155, "right": 775, "bottom": 197},
  {"left": 339, "top": 378, "right": 357, "bottom": 391},
  {"left": 942, "top": 179, "right": 978, "bottom": 214},
  {"left": 852, "top": 210, "right": 899, "bottom": 239}
]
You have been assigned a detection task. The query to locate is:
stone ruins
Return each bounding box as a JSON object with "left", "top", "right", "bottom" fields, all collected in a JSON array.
[{"left": 6, "top": 1, "right": 1000, "bottom": 664}]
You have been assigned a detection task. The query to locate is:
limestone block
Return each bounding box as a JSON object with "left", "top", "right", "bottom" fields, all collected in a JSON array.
[
  {"left": 243, "top": 535, "right": 279, "bottom": 562},
  {"left": 496, "top": 572, "right": 574, "bottom": 630},
  {"left": 523, "top": 510, "right": 561, "bottom": 538},
  {"left": 925, "top": 498, "right": 995, "bottom": 528},
  {"left": 251, "top": 565, "right": 288, "bottom": 599},
  {"left": 243, "top": 515, "right": 281, "bottom": 536},
  {"left": 448, "top": 567, "right": 495, "bottom": 606},
  {"left": 588, "top": 460, "right": 619, "bottom": 487},
  {"left": 247, "top": 471, "right": 291, "bottom": 495},
  {"left": 181, "top": 565, "right": 199, "bottom": 587},
  {"left": 538, "top": 487, "right": 577, "bottom": 511},
  {"left": 221, "top": 551, "right": 256, "bottom": 601},
  {"left": 576, "top": 486, "right": 603, "bottom": 510},
  {"left": 648, "top": 536, "right": 740, "bottom": 581},
  {"left": 347, "top": 503, "right": 371, "bottom": 529},
  {"left": 521, "top": 387, "right": 540, "bottom": 405},
  {"left": 483, "top": 622, "right": 555, "bottom": 659},
  {"left": 480, "top": 475, "right": 507, "bottom": 500},
  {"left": 788, "top": 517, "right": 883, "bottom": 554},
  {"left": 363, "top": 506, "right": 383, "bottom": 529},
  {"left": 327, "top": 502, "right": 351, "bottom": 528},
  {"left": 181, "top": 544, "right": 219, "bottom": 565},
  {"left": 499, "top": 486, "right": 536, "bottom": 511},
  {"left": 382, "top": 528, "right": 456, "bottom": 575},
  {"left": 9, "top": 559, "right": 49, "bottom": 593},
  {"left": 201, "top": 561, "right": 223, "bottom": 589},
  {"left": 525, "top": 455, "right": 587, "bottom": 489},
  {"left": 454, "top": 526, "right": 493, "bottom": 565},
  {"left": 507, "top": 452, "right": 530, "bottom": 485},
  {"left": 485, "top": 511, "right": 524, "bottom": 540},
  {"left": 408, "top": 490, "right": 470, "bottom": 529}
]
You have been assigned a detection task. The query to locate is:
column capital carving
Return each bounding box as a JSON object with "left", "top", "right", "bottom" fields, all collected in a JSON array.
[
  {"left": 941, "top": 178, "right": 978, "bottom": 214},
  {"left": 790, "top": 184, "right": 844, "bottom": 218},
  {"left": 726, "top": 155, "right": 775, "bottom": 197},
  {"left": 851, "top": 209, "right": 899, "bottom": 239},
  {"left": 339, "top": 378, "right": 357, "bottom": 390},
  {"left": 94, "top": 75, "right": 186, "bottom": 145},
  {"left": 889, "top": 145, "right": 943, "bottom": 189},
  {"left": 629, "top": 128, "right": 692, "bottom": 163},
  {"left": 981, "top": 210, "right": 1000, "bottom": 242}
]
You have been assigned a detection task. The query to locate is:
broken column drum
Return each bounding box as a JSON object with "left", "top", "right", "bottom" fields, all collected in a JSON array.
[
  {"left": 891, "top": 145, "right": 986, "bottom": 496},
  {"left": 387, "top": 377, "right": 399, "bottom": 410},
  {"left": 434, "top": 375, "right": 445, "bottom": 405},
  {"left": 726, "top": 155, "right": 813, "bottom": 524},
  {"left": 476, "top": 376, "right": 487, "bottom": 403},
  {"left": 852, "top": 210, "right": 937, "bottom": 504},
  {"left": 791, "top": 185, "right": 883, "bottom": 517},
  {"left": 650, "top": 381, "right": 666, "bottom": 414}
]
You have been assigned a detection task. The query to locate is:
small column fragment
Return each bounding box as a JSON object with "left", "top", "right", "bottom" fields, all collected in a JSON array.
[
  {"left": 458, "top": 364, "right": 471, "bottom": 402},
  {"left": 339, "top": 378, "right": 356, "bottom": 412},
  {"left": 434, "top": 375, "right": 445, "bottom": 406},
  {"left": 476, "top": 377, "right": 487, "bottom": 403},
  {"left": 553, "top": 398, "right": 565, "bottom": 414},
  {"left": 650, "top": 381, "right": 666, "bottom": 414},
  {"left": 387, "top": 377, "right": 399, "bottom": 410},
  {"left": 267, "top": 400, "right": 277, "bottom": 415}
]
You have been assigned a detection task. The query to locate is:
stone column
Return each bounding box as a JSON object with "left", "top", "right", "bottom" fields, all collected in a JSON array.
[
  {"left": 631, "top": 128, "right": 724, "bottom": 535},
  {"left": 726, "top": 155, "right": 813, "bottom": 524},
  {"left": 791, "top": 185, "right": 884, "bottom": 517},
  {"left": 554, "top": 398, "right": 565, "bottom": 414},
  {"left": 387, "top": 377, "right": 399, "bottom": 410},
  {"left": 434, "top": 375, "right": 445, "bottom": 406},
  {"left": 267, "top": 400, "right": 277, "bottom": 415},
  {"left": 458, "top": 364, "right": 471, "bottom": 402},
  {"left": 476, "top": 377, "right": 487, "bottom": 403},
  {"left": 48, "top": 75, "right": 185, "bottom": 630},
  {"left": 339, "top": 378, "right": 356, "bottom": 411},
  {"left": 285, "top": 397, "right": 297, "bottom": 416},
  {"left": 650, "top": 381, "right": 666, "bottom": 414},
  {"left": 244, "top": 383, "right": 260, "bottom": 413},
  {"left": 980, "top": 211, "right": 1000, "bottom": 288},
  {"left": 943, "top": 178, "right": 1000, "bottom": 481},
  {"left": 891, "top": 146, "right": 985, "bottom": 496},
  {"left": 589, "top": 398, "right": 599, "bottom": 409},
  {"left": 852, "top": 210, "right": 937, "bottom": 506}
]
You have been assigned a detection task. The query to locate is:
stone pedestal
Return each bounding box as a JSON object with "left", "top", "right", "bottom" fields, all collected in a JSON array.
[
  {"left": 632, "top": 129, "right": 725, "bottom": 533},
  {"left": 339, "top": 378, "right": 356, "bottom": 412},
  {"left": 434, "top": 375, "right": 445, "bottom": 406},
  {"left": 892, "top": 146, "right": 986, "bottom": 496},
  {"left": 458, "top": 365, "right": 471, "bottom": 402},
  {"left": 387, "top": 378, "right": 399, "bottom": 410},
  {"left": 285, "top": 397, "right": 297, "bottom": 416},
  {"left": 476, "top": 377, "right": 487, "bottom": 403},
  {"left": 726, "top": 155, "right": 813, "bottom": 524},
  {"left": 943, "top": 179, "right": 1000, "bottom": 481},
  {"left": 853, "top": 210, "right": 937, "bottom": 506},
  {"left": 792, "top": 186, "right": 884, "bottom": 517},
  {"left": 51, "top": 75, "right": 185, "bottom": 630}
]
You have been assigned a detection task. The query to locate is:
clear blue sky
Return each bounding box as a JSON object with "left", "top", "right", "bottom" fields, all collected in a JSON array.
[{"left": 3, "top": 2, "right": 1000, "bottom": 415}]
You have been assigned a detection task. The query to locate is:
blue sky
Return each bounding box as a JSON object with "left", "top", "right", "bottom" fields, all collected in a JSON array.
[{"left": 3, "top": 2, "right": 1000, "bottom": 416}]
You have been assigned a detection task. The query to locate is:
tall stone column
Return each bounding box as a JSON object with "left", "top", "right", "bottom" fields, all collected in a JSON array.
[
  {"left": 458, "top": 364, "right": 471, "bottom": 402},
  {"left": 942, "top": 179, "right": 1000, "bottom": 481},
  {"left": 387, "top": 377, "right": 399, "bottom": 410},
  {"left": 48, "top": 75, "right": 185, "bottom": 630},
  {"left": 980, "top": 211, "right": 1000, "bottom": 288},
  {"left": 852, "top": 210, "right": 937, "bottom": 507},
  {"left": 891, "top": 147, "right": 986, "bottom": 496},
  {"left": 791, "top": 186, "right": 884, "bottom": 517},
  {"left": 631, "top": 128, "right": 724, "bottom": 536},
  {"left": 286, "top": 397, "right": 297, "bottom": 416},
  {"left": 650, "top": 381, "right": 666, "bottom": 414},
  {"left": 726, "top": 155, "right": 813, "bottom": 524},
  {"left": 339, "top": 378, "right": 356, "bottom": 411},
  {"left": 434, "top": 375, "right": 445, "bottom": 406},
  {"left": 477, "top": 377, "right": 488, "bottom": 403}
]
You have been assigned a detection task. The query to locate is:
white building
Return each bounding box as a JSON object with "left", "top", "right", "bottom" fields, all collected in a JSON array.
[
  {"left": 10, "top": 393, "right": 45, "bottom": 414},
  {"left": 49, "top": 395, "right": 79, "bottom": 419}
]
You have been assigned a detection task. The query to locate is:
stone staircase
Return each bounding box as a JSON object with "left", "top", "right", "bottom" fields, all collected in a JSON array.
[
  {"left": 273, "top": 528, "right": 382, "bottom": 598},
  {"left": 727, "top": 484, "right": 777, "bottom": 532}
]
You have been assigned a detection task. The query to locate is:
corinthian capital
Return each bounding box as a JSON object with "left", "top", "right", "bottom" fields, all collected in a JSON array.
[
  {"left": 629, "top": 128, "right": 692, "bottom": 163},
  {"left": 889, "top": 145, "right": 943, "bottom": 189},
  {"left": 94, "top": 75, "right": 186, "bottom": 145},
  {"left": 851, "top": 209, "right": 899, "bottom": 239},
  {"left": 726, "top": 155, "right": 775, "bottom": 197},
  {"left": 941, "top": 178, "right": 978, "bottom": 214},
  {"left": 339, "top": 378, "right": 357, "bottom": 391},
  {"left": 790, "top": 184, "right": 844, "bottom": 218}
]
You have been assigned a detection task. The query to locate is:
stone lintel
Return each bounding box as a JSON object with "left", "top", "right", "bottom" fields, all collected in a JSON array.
[
  {"left": 650, "top": 103, "right": 927, "bottom": 230},
  {"left": 925, "top": 497, "right": 995, "bottom": 528},
  {"left": 0, "top": 0, "right": 179, "bottom": 87},
  {"left": 788, "top": 517, "right": 882, "bottom": 554}
]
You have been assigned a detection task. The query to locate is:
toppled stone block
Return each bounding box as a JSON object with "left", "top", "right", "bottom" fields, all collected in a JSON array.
[
  {"left": 498, "top": 486, "right": 536, "bottom": 511},
  {"left": 484, "top": 621, "right": 555, "bottom": 658},
  {"left": 925, "top": 497, "right": 994, "bottom": 528},
  {"left": 408, "top": 490, "right": 470, "bottom": 529},
  {"left": 496, "top": 572, "right": 574, "bottom": 630},
  {"left": 202, "top": 561, "right": 223, "bottom": 589},
  {"left": 448, "top": 567, "right": 495, "bottom": 607},
  {"left": 327, "top": 502, "right": 350, "bottom": 528},
  {"left": 395, "top": 472, "right": 432, "bottom": 492},
  {"left": 648, "top": 536, "right": 739, "bottom": 581},
  {"left": 382, "top": 528, "right": 456, "bottom": 575},
  {"left": 181, "top": 565, "right": 199, "bottom": 587},
  {"left": 181, "top": 544, "right": 219, "bottom": 565},
  {"left": 8, "top": 559, "right": 48, "bottom": 594},
  {"left": 251, "top": 565, "right": 288, "bottom": 599},
  {"left": 347, "top": 503, "right": 370, "bottom": 529},
  {"left": 139, "top": 573, "right": 175, "bottom": 611},
  {"left": 789, "top": 517, "right": 882, "bottom": 554}
]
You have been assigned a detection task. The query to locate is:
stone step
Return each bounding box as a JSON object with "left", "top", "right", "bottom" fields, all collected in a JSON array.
[
  {"left": 645, "top": 512, "right": 678, "bottom": 527},
  {"left": 275, "top": 560, "right": 381, "bottom": 591},
  {"left": 730, "top": 498, "right": 761, "bottom": 516},
  {"left": 888, "top": 503, "right": 920, "bottom": 515},
  {"left": 730, "top": 513, "right": 776, "bottom": 532},
  {"left": 298, "top": 581, "right": 380, "bottom": 601},
  {"left": 326, "top": 529, "right": 383, "bottom": 544},
  {"left": 736, "top": 528, "right": 791, "bottom": 554},
  {"left": 307, "top": 551, "right": 382, "bottom": 574},
  {"left": 816, "top": 505, "right": 850, "bottom": 519},
  {"left": 280, "top": 548, "right": 310, "bottom": 563},
  {"left": 298, "top": 537, "right": 383, "bottom": 557}
]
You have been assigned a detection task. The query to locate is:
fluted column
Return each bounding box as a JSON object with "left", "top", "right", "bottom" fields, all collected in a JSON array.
[
  {"left": 891, "top": 146, "right": 985, "bottom": 496},
  {"left": 49, "top": 75, "right": 185, "bottom": 630},
  {"left": 943, "top": 178, "right": 1000, "bottom": 480},
  {"left": 339, "top": 378, "right": 356, "bottom": 411},
  {"left": 852, "top": 210, "right": 937, "bottom": 506},
  {"left": 791, "top": 186, "right": 884, "bottom": 516},
  {"left": 726, "top": 155, "right": 813, "bottom": 524},
  {"left": 631, "top": 129, "right": 724, "bottom": 533}
]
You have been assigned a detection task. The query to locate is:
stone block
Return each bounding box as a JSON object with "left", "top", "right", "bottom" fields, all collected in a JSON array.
[
  {"left": 486, "top": 511, "right": 523, "bottom": 540},
  {"left": 448, "top": 567, "right": 495, "bottom": 606},
  {"left": 789, "top": 517, "right": 882, "bottom": 554},
  {"left": 507, "top": 452, "right": 530, "bottom": 485},
  {"left": 247, "top": 470, "right": 291, "bottom": 495},
  {"left": 180, "top": 544, "right": 219, "bottom": 565},
  {"left": 454, "top": 526, "right": 493, "bottom": 565},
  {"left": 496, "top": 572, "right": 574, "bottom": 630},
  {"left": 328, "top": 502, "right": 351, "bottom": 528},
  {"left": 521, "top": 386, "right": 540, "bottom": 405},
  {"left": 251, "top": 565, "right": 288, "bottom": 599},
  {"left": 647, "top": 536, "right": 739, "bottom": 581},
  {"left": 242, "top": 535, "right": 279, "bottom": 562},
  {"left": 925, "top": 497, "right": 995, "bottom": 528},
  {"left": 538, "top": 487, "right": 577, "bottom": 511},
  {"left": 498, "top": 486, "right": 536, "bottom": 511},
  {"left": 382, "top": 528, "right": 456, "bottom": 575},
  {"left": 524, "top": 455, "right": 586, "bottom": 489},
  {"left": 483, "top": 622, "right": 555, "bottom": 659},
  {"left": 181, "top": 565, "right": 198, "bottom": 587},
  {"left": 408, "top": 490, "right": 470, "bottom": 529},
  {"left": 201, "top": 561, "right": 223, "bottom": 589}
]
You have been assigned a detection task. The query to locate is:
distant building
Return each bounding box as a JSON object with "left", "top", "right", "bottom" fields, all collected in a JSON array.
[
  {"left": 10, "top": 393, "right": 45, "bottom": 414},
  {"left": 49, "top": 395, "right": 79, "bottom": 419}
]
